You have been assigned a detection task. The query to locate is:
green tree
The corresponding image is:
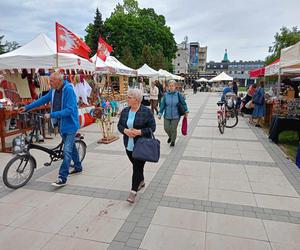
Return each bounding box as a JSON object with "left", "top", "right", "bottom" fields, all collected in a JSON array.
[
  {"left": 0, "top": 35, "right": 20, "bottom": 54},
  {"left": 123, "top": 0, "right": 139, "bottom": 14},
  {"left": 84, "top": 8, "right": 105, "bottom": 56},
  {"left": 265, "top": 26, "right": 300, "bottom": 65},
  {"left": 5, "top": 41, "right": 20, "bottom": 52},
  {"left": 140, "top": 44, "right": 153, "bottom": 66},
  {"left": 120, "top": 46, "right": 136, "bottom": 68},
  {"left": 102, "top": 1, "right": 177, "bottom": 70}
]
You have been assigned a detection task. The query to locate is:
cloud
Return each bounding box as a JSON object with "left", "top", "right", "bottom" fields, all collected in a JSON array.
[{"left": 0, "top": 0, "right": 299, "bottom": 61}]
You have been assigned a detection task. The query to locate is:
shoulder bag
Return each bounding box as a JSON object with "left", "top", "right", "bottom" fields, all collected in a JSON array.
[{"left": 132, "top": 131, "right": 160, "bottom": 162}]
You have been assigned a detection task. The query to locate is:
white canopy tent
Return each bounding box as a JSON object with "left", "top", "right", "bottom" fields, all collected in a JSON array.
[
  {"left": 280, "top": 41, "right": 300, "bottom": 69},
  {"left": 209, "top": 72, "right": 233, "bottom": 82},
  {"left": 137, "top": 64, "right": 159, "bottom": 77},
  {"left": 265, "top": 60, "right": 300, "bottom": 76},
  {"left": 0, "top": 33, "right": 95, "bottom": 71},
  {"left": 91, "top": 54, "right": 137, "bottom": 76},
  {"left": 196, "top": 77, "right": 209, "bottom": 82}
]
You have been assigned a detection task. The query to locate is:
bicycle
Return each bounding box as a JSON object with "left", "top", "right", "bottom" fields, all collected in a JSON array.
[
  {"left": 224, "top": 93, "right": 239, "bottom": 128},
  {"left": 2, "top": 112, "right": 87, "bottom": 189},
  {"left": 217, "top": 101, "right": 226, "bottom": 134}
]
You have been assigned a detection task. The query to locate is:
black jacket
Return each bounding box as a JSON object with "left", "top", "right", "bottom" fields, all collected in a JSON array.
[{"left": 118, "top": 105, "right": 156, "bottom": 148}]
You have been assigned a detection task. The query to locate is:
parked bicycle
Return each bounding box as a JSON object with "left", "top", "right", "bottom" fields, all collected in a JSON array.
[
  {"left": 217, "top": 101, "right": 226, "bottom": 134},
  {"left": 216, "top": 93, "right": 239, "bottom": 134},
  {"left": 2, "top": 112, "right": 87, "bottom": 189}
]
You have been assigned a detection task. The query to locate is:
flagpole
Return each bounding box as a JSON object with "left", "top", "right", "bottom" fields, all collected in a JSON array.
[{"left": 55, "top": 22, "right": 59, "bottom": 69}]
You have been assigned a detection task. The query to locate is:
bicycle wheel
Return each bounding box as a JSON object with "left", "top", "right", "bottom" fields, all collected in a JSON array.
[
  {"left": 225, "top": 110, "right": 239, "bottom": 128},
  {"left": 70, "top": 140, "right": 87, "bottom": 167},
  {"left": 3, "top": 155, "right": 36, "bottom": 189},
  {"left": 218, "top": 114, "right": 225, "bottom": 134}
]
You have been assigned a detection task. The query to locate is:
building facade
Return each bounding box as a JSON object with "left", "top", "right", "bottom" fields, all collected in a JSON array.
[
  {"left": 228, "top": 60, "right": 264, "bottom": 84},
  {"left": 205, "top": 50, "right": 264, "bottom": 85},
  {"left": 172, "top": 40, "right": 208, "bottom": 74},
  {"left": 172, "top": 42, "right": 189, "bottom": 74},
  {"left": 198, "top": 46, "right": 207, "bottom": 72}
]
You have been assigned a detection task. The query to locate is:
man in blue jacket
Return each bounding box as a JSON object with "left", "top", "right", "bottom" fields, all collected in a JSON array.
[{"left": 19, "top": 71, "right": 82, "bottom": 187}]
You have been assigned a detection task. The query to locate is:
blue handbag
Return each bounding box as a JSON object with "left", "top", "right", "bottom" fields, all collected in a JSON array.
[{"left": 132, "top": 131, "right": 160, "bottom": 162}]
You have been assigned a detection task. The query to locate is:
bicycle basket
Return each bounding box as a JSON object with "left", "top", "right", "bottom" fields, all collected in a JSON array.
[{"left": 12, "top": 135, "right": 26, "bottom": 154}]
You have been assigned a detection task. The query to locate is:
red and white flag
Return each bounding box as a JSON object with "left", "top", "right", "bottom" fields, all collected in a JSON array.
[
  {"left": 56, "top": 22, "right": 91, "bottom": 60},
  {"left": 97, "top": 36, "right": 113, "bottom": 61}
]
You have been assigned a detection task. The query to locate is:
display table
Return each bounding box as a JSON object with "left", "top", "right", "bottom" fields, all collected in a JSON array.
[{"left": 269, "top": 115, "right": 300, "bottom": 143}]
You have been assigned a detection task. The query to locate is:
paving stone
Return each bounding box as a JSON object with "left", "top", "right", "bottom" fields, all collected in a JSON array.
[
  {"left": 202, "top": 201, "right": 212, "bottom": 207},
  {"left": 212, "top": 207, "right": 225, "bottom": 214},
  {"left": 243, "top": 211, "right": 257, "bottom": 218},
  {"left": 273, "top": 210, "right": 290, "bottom": 216},
  {"left": 132, "top": 226, "right": 148, "bottom": 235},
  {"left": 107, "top": 242, "right": 125, "bottom": 250},
  {"left": 289, "top": 211, "right": 300, "bottom": 218},
  {"left": 126, "top": 239, "right": 142, "bottom": 248},
  {"left": 114, "top": 232, "right": 131, "bottom": 242},
  {"left": 204, "top": 206, "right": 213, "bottom": 212},
  {"left": 120, "top": 222, "right": 137, "bottom": 233},
  {"left": 159, "top": 201, "right": 169, "bottom": 207},
  {"left": 227, "top": 204, "right": 244, "bottom": 211},
  {"left": 179, "top": 203, "right": 194, "bottom": 210},
  {"left": 136, "top": 218, "right": 152, "bottom": 227},
  {"left": 194, "top": 204, "right": 204, "bottom": 211},
  {"left": 289, "top": 217, "right": 300, "bottom": 224},
  {"left": 130, "top": 232, "right": 145, "bottom": 240},
  {"left": 225, "top": 209, "right": 244, "bottom": 216},
  {"left": 212, "top": 202, "right": 228, "bottom": 208},
  {"left": 271, "top": 215, "right": 291, "bottom": 223},
  {"left": 263, "top": 208, "right": 274, "bottom": 214},
  {"left": 255, "top": 213, "right": 272, "bottom": 220},
  {"left": 169, "top": 201, "right": 179, "bottom": 207}
]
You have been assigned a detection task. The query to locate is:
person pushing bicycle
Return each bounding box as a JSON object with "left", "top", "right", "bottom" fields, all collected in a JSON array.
[{"left": 19, "top": 71, "right": 82, "bottom": 187}]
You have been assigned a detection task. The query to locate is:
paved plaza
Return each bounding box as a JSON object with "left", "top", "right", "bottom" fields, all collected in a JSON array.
[{"left": 1, "top": 91, "right": 300, "bottom": 250}]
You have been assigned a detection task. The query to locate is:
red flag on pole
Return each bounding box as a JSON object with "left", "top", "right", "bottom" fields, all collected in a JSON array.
[
  {"left": 97, "top": 36, "right": 113, "bottom": 61},
  {"left": 56, "top": 22, "right": 91, "bottom": 60}
]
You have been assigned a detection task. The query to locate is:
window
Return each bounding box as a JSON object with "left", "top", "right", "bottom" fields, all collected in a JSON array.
[
  {"left": 177, "top": 54, "right": 180, "bottom": 57},
  {"left": 241, "top": 71, "right": 244, "bottom": 74},
  {"left": 177, "top": 63, "right": 180, "bottom": 66},
  {"left": 220, "top": 65, "right": 223, "bottom": 68},
  {"left": 178, "top": 71, "right": 180, "bottom": 73}
]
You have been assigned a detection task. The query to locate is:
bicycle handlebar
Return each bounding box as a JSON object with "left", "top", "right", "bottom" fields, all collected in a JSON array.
[{"left": 19, "top": 111, "right": 45, "bottom": 119}]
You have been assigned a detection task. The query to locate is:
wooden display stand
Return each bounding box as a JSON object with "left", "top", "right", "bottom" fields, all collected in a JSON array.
[
  {"left": 97, "top": 117, "right": 119, "bottom": 144},
  {"left": 264, "top": 102, "right": 274, "bottom": 125}
]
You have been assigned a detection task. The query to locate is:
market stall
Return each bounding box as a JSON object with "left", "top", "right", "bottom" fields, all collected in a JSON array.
[
  {"left": 0, "top": 34, "right": 96, "bottom": 152},
  {"left": 266, "top": 42, "right": 300, "bottom": 143},
  {"left": 92, "top": 54, "right": 137, "bottom": 100}
]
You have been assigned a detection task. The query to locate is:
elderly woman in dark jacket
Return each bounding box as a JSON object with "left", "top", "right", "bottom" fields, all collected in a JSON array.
[{"left": 118, "top": 89, "right": 156, "bottom": 203}]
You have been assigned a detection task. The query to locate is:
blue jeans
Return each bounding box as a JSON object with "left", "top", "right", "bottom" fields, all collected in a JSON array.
[{"left": 59, "top": 133, "right": 82, "bottom": 182}]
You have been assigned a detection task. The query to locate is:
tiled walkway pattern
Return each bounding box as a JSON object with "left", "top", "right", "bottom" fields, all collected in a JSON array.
[{"left": 0, "top": 92, "right": 300, "bottom": 250}]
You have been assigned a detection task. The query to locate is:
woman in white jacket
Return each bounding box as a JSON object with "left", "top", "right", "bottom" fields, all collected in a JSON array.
[{"left": 150, "top": 82, "right": 159, "bottom": 115}]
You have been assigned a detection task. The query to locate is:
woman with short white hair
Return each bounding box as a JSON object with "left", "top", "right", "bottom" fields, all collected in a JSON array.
[{"left": 118, "top": 89, "right": 156, "bottom": 203}]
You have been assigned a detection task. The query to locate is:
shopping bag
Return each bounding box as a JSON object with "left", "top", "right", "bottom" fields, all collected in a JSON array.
[{"left": 181, "top": 116, "right": 187, "bottom": 136}]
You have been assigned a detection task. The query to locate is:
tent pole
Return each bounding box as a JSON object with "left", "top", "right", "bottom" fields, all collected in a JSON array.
[{"left": 277, "top": 68, "right": 281, "bottom": 97}]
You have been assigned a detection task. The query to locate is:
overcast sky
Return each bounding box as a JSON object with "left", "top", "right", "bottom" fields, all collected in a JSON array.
[{"left": 0, "top": 0, "right": 299, "bottom": 61}]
